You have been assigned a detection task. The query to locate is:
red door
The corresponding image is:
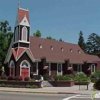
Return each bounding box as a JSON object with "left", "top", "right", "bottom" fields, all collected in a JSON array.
[{"left": 21, "top": 68, "right": 29, "bottom": 80}]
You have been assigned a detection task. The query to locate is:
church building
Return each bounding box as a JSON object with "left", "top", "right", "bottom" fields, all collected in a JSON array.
[{"left": 4, "top": 7, "right": 100, "bottom": 80}]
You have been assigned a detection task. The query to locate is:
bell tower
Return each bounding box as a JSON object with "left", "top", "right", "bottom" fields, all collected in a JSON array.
[{"left": 13, "top": 7, "right": 30, "bottom": 48}]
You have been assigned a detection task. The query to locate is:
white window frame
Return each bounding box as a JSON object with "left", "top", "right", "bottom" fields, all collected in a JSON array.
[
  {"left": 57, "top": 63, "right": 62, "bottom": 75},
  {"left": 22, "top": 26, "right": 27, "bottom": 41},
  {"left": 77, "top": 64, "right": 82, "bottom": 72},
  {"left": 91, "top": 64, "right": 95, "bottom": 73},
  {"left": 9, "top": 60, "right": 15, "bottom": 76},
  {"left": 15, "top": 27, "right": 18, "bottom": 42}
]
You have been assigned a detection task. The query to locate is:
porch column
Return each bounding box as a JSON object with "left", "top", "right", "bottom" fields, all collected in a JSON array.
[
  {"left": 49, "top": 63, "right": 51, "bottom": 75},
  {"left": 36, "top": 62, "right": 38, "bottom": 75}
]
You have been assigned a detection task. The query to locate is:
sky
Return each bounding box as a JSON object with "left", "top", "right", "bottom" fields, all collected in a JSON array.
[{"left": 0, "top": 0, "right": 100, "bottom": 44}]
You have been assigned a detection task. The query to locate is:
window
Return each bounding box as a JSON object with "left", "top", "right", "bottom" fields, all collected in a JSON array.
[
  {"left": 91, "top": 64, "right": 95, "bottom": 72},
  {"left": 58, "top": 64, "right": 61, "bottom": 72},
  {"left": 9, "top": 60, "right": 15, "bottom": 68},
  {"left": 15, "top": 27, "right": 18, "bottom": 41},
  {"left": 22, "top": 26, "right": 27, "bottom": 41},
  {"left": 20, "top": 60, "right": 30, "bottom": 68},
  {"left": 39, "top": 44, "right": 43, "bottom": 48},
  {"left": 22, "top": 62, "right": 28, "bottom": 67},
  {"left": 51, "top": 46, "right": 53, "bottom": 50}
]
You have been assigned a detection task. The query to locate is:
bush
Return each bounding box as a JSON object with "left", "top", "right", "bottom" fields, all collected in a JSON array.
[
  {"left": 24, "top": 77, "right": 30, "bottom": 81},
  {"left": 91, "top": 70, "right": 100, "bottom": 83},
  {"left": 15, "top": 76, "right": 22, "bottom": 81},
  {"left": 8, "top": 76, "right": 15, "bottom": 80},
  {"left": 94, "top": 79, "right": 100, "bottom": 90},
  {"left": 74, "top": 72, "right": 90, "bottom": 82},
  {"left": 54, "top": 75, "right": 73, "bottom": 81},
  {"left": 0, "top": 74, "right": 7, "bottom": 80}
]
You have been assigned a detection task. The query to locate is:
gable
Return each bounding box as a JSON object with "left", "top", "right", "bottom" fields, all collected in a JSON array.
[{"left": 20, "top": 16, "right": 30, "bottom": 26}]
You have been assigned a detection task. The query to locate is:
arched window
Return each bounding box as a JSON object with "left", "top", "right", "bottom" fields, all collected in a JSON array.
[
  {"left": 22, "top": 26, "right": 27, "bottom": 41},
  {"left": 20, "top": 60, "right": 30, "bottom": 68},
  {"left": 9, "top": 60, "right": 15, "bottom": 68},
  {"left": 15, "top": 27, "right": 18, "bottom": 42}
]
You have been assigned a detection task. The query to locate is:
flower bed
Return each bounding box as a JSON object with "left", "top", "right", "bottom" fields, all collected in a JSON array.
[
  {"left": 49, "top": 75, "right": 74, "bottom": 87},
  {"left": 0, "top": 80, "right": 41, "bottom": 88},
  {"left": 0, "top": 75, "right": 41, "bottom": 88}
]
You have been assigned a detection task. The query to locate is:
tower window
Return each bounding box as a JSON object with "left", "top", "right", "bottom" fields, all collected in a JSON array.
[
  {"left": 22, "top": 26, "right": 28, "bottom": 41},
  {"left": 15, "top": 27, "right": 18, "bottom": 42}
]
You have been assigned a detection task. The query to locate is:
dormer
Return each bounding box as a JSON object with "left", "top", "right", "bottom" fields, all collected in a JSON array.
[
  {"left": 50, "top": 46, "right": 54, "bottom": 50},
  {"left": 70, "top": 49, "right": 73, "bottom": 52}
]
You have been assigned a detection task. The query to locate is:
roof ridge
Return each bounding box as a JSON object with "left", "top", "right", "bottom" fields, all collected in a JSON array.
[
  {"left": 18, "top": 7, "right": 29, "bottom": 11},
  {"left": 30, "top": 36, "right": 78, "bottom": 45}
]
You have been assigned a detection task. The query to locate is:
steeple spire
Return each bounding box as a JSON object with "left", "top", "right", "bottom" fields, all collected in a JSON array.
[{"left": 18, "top": 1, "right": 20, "bottom": 8}]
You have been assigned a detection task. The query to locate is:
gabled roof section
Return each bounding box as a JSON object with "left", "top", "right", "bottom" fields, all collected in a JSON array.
[
  {"left": 18, "top": 8, "right": 30, "bottom": 24},
  {"left": 30, "top": 36, "right": 100, "bottom": 64},
  {"left": 12, "top": 47, "right": 35, "bottom": 62}
]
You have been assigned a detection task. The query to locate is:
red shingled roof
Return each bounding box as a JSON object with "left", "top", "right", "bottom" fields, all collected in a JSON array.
[
  {"left": 12, "top": 48, "right": 33, "bottom": 61},
  {"left": 30, "top": 36, "right": 100, "bottom": 64},
  {"left": 18, "top": 8, "right": 30, "bottom": 23}
]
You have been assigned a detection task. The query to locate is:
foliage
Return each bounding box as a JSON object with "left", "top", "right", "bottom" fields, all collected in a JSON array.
[
  {"left": 0, "top": 20, "right": 13, "bottom": 69},
  {"left": 24, "top": 77, "right": 30, "bottom": 81},
  {"left": 15, "top": 76, "right": 22, "bottom": 81},
  {"left": 0, "top": 84, "right": 38, "bottom": 88},
  {"left": 26, "top": 84, "right": 38, "bottom": 88},
  {"left": 7, "top": 76, "right": 15, "bottom": 80},
  {"left": 94, "top": 79, "right": 100, "bottom": 90},
  {"left": 59, "top": 38, "right": 64, "bottom": 42},
  {"left": 54, "top": 75, "right": 73, "bottom": 81},
  {"left": 78, "top": 31, "right": 86, "bottom": 52},
  {"left": 46, "top": 36, "right": 56, "bottom": 40},
  {"left": 85, "top": 33, "right": 100, "bottom": 55},
  {"left": 74, "top": 72, "right": 90, "bottom": 82},
  {"left": 33, "top": 30, "right": 41, "bottom": 37},
  {"left": 43, "top": 74, "right": 50, "bottom": 80},
  {"left": 91, "top": 70, "right": 100, "bottom": 83},
  {"left": 0, "top": 74, "right": 7, "bottom": 80}
]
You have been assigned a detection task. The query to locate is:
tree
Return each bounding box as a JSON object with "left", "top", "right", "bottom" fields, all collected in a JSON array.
[
  {"left": 0, "top": 20, "right": 13, "bottom": 69},
  {"left": 46, "top": 36, "right": 56, "bottom": 40},
  {"left": 59, "top": 38, "right": 64, "bottom": 42},
  {"left": 85, "top": 33, "right": 100, "bottom": 55},
  {"left": 33, "top": 30, "right": 41, "bottom": 37},
  {"left": 78, "top": 31, "right": 86, "bottom": 52}
]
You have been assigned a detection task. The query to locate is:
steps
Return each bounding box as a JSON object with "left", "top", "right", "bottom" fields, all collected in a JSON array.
[{"left": 43, "top": 81, "right": 53, "bottom": 87}]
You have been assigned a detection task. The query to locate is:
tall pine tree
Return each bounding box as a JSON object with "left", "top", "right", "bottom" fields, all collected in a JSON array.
[{"left": 78, "top": 31, "right": 86, "bottom": 52}]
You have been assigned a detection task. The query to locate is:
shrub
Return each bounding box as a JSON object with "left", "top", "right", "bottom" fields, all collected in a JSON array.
[
  {"left": 94, "top": 79, "right": 100, "bottom": 90},
  {"left": 24, "top": 77, "right": 30, "bottom": 81},
  {"left": 8, "top": 76, "right": 15, "bottom": 80},
  {"left": 91, "top": 70, "right": 100, "bottom": 83},
  {"left": 15, "top": 76, "right": 22, "bottom": 81},
  {"left": 54, "top": 75, "right": 73, "bottom": 81},
  {"left": 74, "top": 72, "right": 90, "bottom": 82},
  {"left": 0, "top": 74, "right": 7, "bottom": 80}
]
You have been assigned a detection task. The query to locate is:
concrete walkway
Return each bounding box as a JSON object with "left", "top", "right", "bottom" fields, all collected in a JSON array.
[{"left": 0, "top": 83, "right": 99, "bottom": 95}]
